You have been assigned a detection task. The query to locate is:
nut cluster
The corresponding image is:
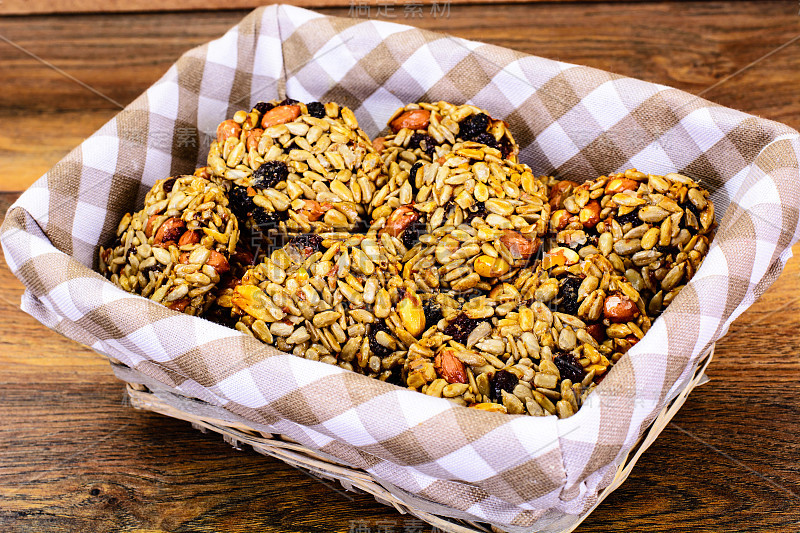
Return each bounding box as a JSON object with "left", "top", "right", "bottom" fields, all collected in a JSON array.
[
  {"left": 549, "top": 169, "right": 715, "bottom": 316},
  {"left": 99, "top": 97, "right": 716, "bottom": 418},
  {"left": 400, "top": 252, "right": 652, "bottom": 415},
  {"left": 100, "top": 171, "right": 238, "bottom": 315},
  {"left": 208, "top": 99, "right": 384, "bottom": 235},
  {"left": 219, "top": 234, "right": 417, "bottom": 382},
  {"left": 371, "top": 144, "right": 549, "bottom": 294},
  {"left": 377, "top": 101, "right": 518, "bottom": 170}
]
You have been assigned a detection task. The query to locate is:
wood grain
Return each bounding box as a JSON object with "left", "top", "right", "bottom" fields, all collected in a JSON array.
[
  {"left": 0, "top": 0, "right": 753, "bottom": 16},
  {"left": 0, "top": 2, "right": 798, "bottom": 193},
  {"left": 2, "top": 2, "right": 800, "bottom": 532}
]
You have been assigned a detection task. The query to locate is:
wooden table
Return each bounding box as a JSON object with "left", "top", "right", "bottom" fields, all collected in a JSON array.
[{"left": 2, "top": 2, "right": 800, "bottom": 531}]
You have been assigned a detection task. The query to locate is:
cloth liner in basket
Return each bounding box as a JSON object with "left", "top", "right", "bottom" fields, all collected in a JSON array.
[{"left": 3, "top": 5, "right": 800, "bottom": 530}]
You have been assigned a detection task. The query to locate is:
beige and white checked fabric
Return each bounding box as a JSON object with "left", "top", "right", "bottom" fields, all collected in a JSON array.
[{"left": 3, "top": 5, "right": 800, "bottom": 529}]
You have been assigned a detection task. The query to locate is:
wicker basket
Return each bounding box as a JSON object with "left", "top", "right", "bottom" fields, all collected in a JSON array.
[
  {"left": 4, "top": 4, "right": 799, "bottom": 533},
  {"left": 109, "top": 347, "right": 713, "bottom": 533}
]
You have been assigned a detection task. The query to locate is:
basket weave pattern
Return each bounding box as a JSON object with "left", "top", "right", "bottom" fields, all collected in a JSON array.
[
  {"left": 2, "top": 5, "right": 799, "bottom": 530},
  {"left": 115, "top": 349, "right": 713, "bottom": 533}
]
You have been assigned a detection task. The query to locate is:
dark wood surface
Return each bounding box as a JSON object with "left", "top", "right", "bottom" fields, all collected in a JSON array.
[
  {"left": 2, "top": 2, "right": 800, "bottom": 532},
  {"left": 0, "top": 0, "right": 755, "bottom": 16}
]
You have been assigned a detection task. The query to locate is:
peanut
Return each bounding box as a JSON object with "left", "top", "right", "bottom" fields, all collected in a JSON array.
[
  {"left": 435, "top": 348, "right": 467, "bottom": 384},
  {"left": 474, "top": 255, "right": 510, "bottom": 277},
  {"left": 603, "top": 294, "right": 639, "bottom": 323},
  {"left": 578, "top": 200, "right": 601, "bottom": 228},
  {"left": 542, "top": 246, "right": 579, "bottom": 269},
  {"left": 178, "top": 230, "right": 201, "bottom": 246},
  {"left": 166, "top": 298, "right": 190, "bottom": 312},
  {"left": 298, "top": 200, "right": 332, "bottom": 222},
  {"left": 500, "top": 230, "right": 540, "bottom": 258},
  {"left": 390, "top": 110, "right": 430, "bottom": 132},
  {"left": 232, "top": 285, "right": 271, "bottom": 322},
  {"left": 550, "top": 209, "right": 571, "bottom": 231},
  {"left": 216, "top": 119, "right": 241, "bottom": 143},
  {"left": 470, "top": 402, "right": 508, "bottom": 413},
  {"left": 145, "top": 214, "right": 160, "bottom": 238},
  {"left": 397, "top": 291, "right": 425, "bottom": 337},
  {"left": 604, "top": 178, "right": 638, "bottom": 195},
  {"left": 207, "top": 250, "right": 230, "bottom": 274},
  {"left": 380, "top": 205, "right": 419, "bottom": 237},
  {"left": 153, "top": 217, "right": 185, "bottom": 246},
  {"left": 193, "top": 167, "right": 212, "bottom": 180},
  {"left": 261, "top": 105, "right": 301, "bottom": 128},
  {"left": 549, "top": 180, "right": 579, "bottom": 210},
  {"left": 245, "top": 128, "right": 263, "bottom": 152}
]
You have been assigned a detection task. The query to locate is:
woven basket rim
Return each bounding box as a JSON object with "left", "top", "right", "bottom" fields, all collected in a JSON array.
[
  {"left": 3, "top": 5, "right": 798, "bottom": 528},
  {"left": 116, "top": 345, "right": 714, "bottom": 533}
]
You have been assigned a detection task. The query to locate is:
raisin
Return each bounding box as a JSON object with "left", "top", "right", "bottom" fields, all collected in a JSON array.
[
  {"left": 583, "top": 223, "right": 600, "bottom": 238},
  {"left": 615, "top": 209, "right": 640, "bottom": 227},
  {"left": 204, "top": 304, "right": 240, "bottom": 329},
  {"left": 368, "top": 321, "right": 393, "bottom": 359},
  {"left": 459, "top": 113, "right": 490, "bottom": 141},
  {"left": 558, "top": 275, "right": 583, "bottom": 315},
  {"left": 443, "top": 313, "right": 485, "bottom": 344},
  {"left": 423, "top": 139, "right": 437, "bottom": 157},
  {"left": 499, "top": 137, "right": 514, "bottom": 159},
  {"left": 253, "top": 207, "right": 287, "bottom": 229},
  {"left": 553, "top": 352, "right": 586, "bottom": 383},
  {"left": 278, "top": 98, "right": 299, "bottom": 106},
  {"left": 252, "top": 101, "right": 274, "bottom": 115},
  {"left": 409, "top": 161, "right": 424, "bottom": 184},
  {"left": 399, "top": 214, "right": 424, "bottom": 249},
  {"left": 408, "top": 133, "right": 436, "bottom": 156},
  {"left": 140, "top": 262, "right": 160, "bottom": 278},
  {"left": 229, "top": 185, "right": 254, "bottom": 218},
  {"left": 252, "top": 160, "right": 289, "bottom": 189},
  {"left": 684, "top": 200, "right": 702, "bottom": 227},
  {"left": 231, "top": 246, "right": 256, "bottom": 267},
  {"left": 423, "top": 300, "right": 443, "bottom": 327},
  {"left": 162, "top": 177, "right": 176, "bottom": 194},
  {"left": 401, "top": 227, "right": 418, "bottom": 250},
  {"left": 306, "top": 101, "right": 326, "bottom": 119},
  {"left": 656, "top": 244, "right": 679, "bottom": 256},
  {"left": 471, "top": 132, "right": 501, "bottom": 152},
  {"left": 384, "top": 369, "right": 404, "bottom": 386},
  {"left": 586, "top": 323, "right": 606, "bottom": 343},
  {"left": 348, "top": 218, "right": 372, "bottom": 235},
  {"left": 407, "top": 161, "right": 424, "bottom": 198},
  {"left": 464, "top": 202, "right": 488, "bottom": 224},
  {"left": 288, "top": 234, "right": 323, "bottom": 256},
  {"left": 141, "top": 262, "right": 164, "bottom": 276},
  {"left": 490, "top": 369, "right": 519, "bottom": 402}
]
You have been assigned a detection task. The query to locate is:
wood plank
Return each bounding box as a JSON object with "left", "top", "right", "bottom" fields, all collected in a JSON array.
[
  {"left": 0, "top": 110, "right": 111, "bottom": 191},
  {"left": 0, "top": 0, "right": 749, "bottom": 16},
  {"left": 3, "top": 2, "right": 797, "bottom": 111},
  {"left": 2, "top": 1, "right": 800, "bottom": 530},
  {"left": 0, "top": 2, "right": 798, "bottom": 193}
]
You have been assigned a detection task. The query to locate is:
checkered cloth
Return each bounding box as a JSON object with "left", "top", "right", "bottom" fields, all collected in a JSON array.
[{"left": 3, "top": 5, "right": 799, "bottom": 529}]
